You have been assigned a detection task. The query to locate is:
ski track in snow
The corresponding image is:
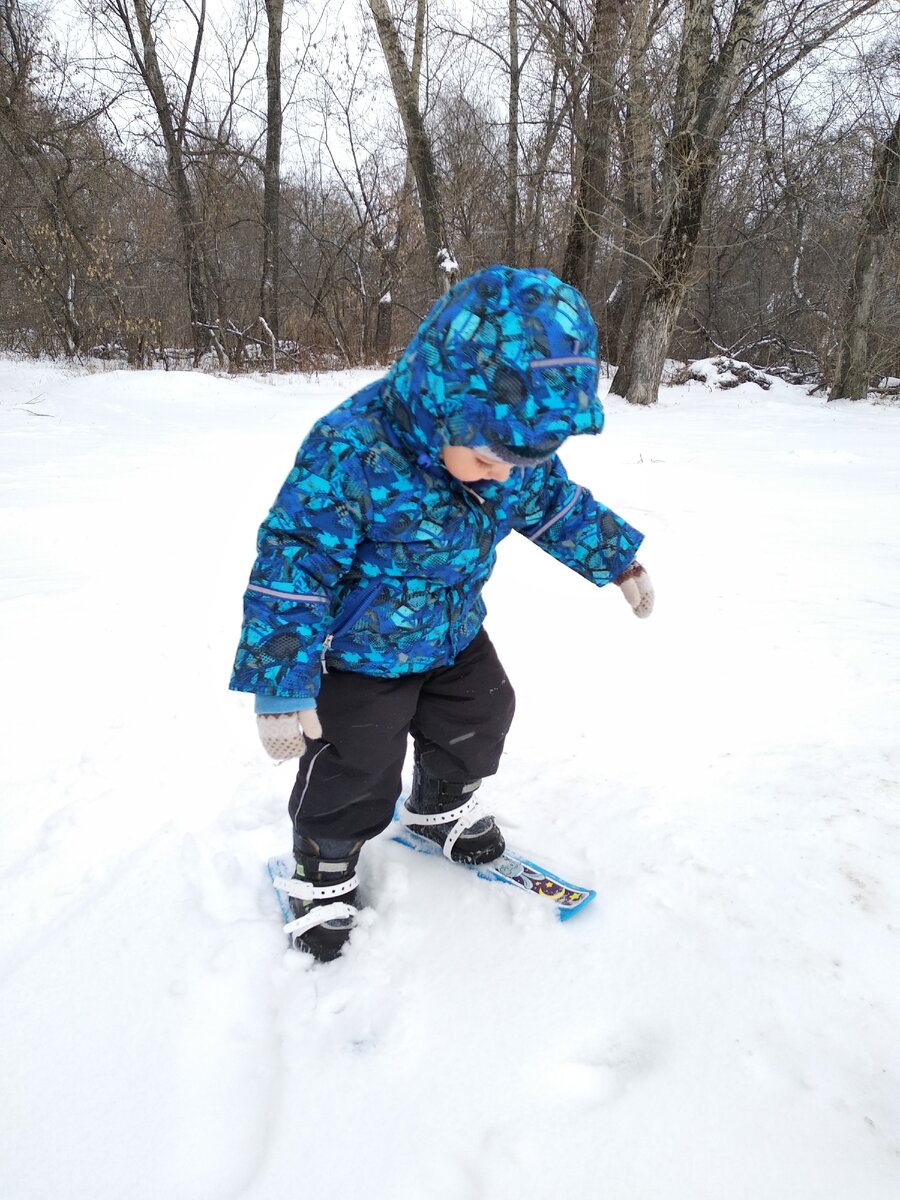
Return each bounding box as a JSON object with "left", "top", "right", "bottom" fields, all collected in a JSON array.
[{"left": 1, "top": 358, "right": 899, "bottom": 1199}]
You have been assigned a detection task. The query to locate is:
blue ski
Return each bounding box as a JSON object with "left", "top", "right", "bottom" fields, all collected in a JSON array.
[
  {"left": 391, "top": 812, "right": 596, "bottom": 920},
  {"left": 267, "top": 855, "right": 298, "bottom": 931}
]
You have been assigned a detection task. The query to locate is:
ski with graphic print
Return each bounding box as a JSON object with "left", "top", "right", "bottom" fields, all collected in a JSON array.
[{"left": 390, "top": 806, "right": 596, "bottom": 920}]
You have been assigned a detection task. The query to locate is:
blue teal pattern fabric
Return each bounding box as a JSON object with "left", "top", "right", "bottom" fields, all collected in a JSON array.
[
  {"left": 230, "top": 266, "right": 644, "bottom": 703},
  {"left": 381, "top": 266, "right": 604, "bottom": 465}
]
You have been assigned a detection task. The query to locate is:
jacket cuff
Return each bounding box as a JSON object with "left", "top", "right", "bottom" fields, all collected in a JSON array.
[{"left": 254, "top": 694, "right": 316, "bottom": 714}]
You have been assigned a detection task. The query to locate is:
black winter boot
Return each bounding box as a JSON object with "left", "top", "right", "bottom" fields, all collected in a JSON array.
[
  {"left": 402, "top": 758, "right": 505, "bottom": 864},
  {"left": 280, "top": 836, "right": 362, "bottom": 962}
]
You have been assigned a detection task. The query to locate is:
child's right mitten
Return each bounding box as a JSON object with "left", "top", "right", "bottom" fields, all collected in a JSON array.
[
  {"left": 615, "top": 561, "right": 654, "bottom": 618},
  {"left": 256, "top": 708, "right": 323, "bottom": 760}
]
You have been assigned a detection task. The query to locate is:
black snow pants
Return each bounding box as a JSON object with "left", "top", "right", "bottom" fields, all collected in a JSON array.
[{"left": 288, "top": 629, "right": 516, "bottom": 852}]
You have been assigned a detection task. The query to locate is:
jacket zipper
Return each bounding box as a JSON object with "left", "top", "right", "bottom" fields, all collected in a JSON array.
[{"left": 320, "top": 582, "right": 381, "bottom": 673}]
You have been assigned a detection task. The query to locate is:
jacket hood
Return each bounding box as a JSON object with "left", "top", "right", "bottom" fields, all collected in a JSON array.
[{"left": 382, "top": 266, "right": 605, "bottom": 467}]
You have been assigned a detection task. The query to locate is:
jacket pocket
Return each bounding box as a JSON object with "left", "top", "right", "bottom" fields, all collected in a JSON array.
[
  {"left": 320, "top": 581, "right": 382, "bottom": 674},
  {"left": 328, "top": 582, "right": 382, "bottom": 638}
]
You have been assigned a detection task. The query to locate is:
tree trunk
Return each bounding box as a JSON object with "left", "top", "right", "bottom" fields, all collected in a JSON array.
[
  {"left": 611, "top": 0, "right": 766, "bottom": 403},
  {"left": 505, "top": 0, "right": 520, "bottom": 265},
  {"left": 605, "top": 0, "right": 656, "bottom": 364},
  {"left": 366, "top": 0, "right": 455, "bottom": 295},
  {"left": 375, "top": 3, "right": 425, "bottom": 351},
  {"left": 261, "top": 0, "right": 284, "bottom": 344},
  {"left": 120, "top": 0, "right": 215, "bottom": 361},
  {"left": 831, "top": 111, "right": 900, "bottom": 400},
  {"left": 523, "top": 62, "right": 564, "bottom": 267},
  {"left": 374, "top": 289, "right": 392, "bottom": 359},
  {"left": 611, "top": 147, "right": 715, "bottom": 402},
  {"left": 560, "top": 0, "right": 621, "bottom": 295}
]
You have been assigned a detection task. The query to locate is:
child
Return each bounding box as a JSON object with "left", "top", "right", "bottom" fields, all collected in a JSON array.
[{"left": 230, "top": 265, "right": 653, "bottom": 961}]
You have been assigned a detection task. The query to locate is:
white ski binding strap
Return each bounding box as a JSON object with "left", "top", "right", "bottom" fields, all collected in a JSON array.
[
  {"left": 272, "top": 871, "right": 358, "bottom": 937},
  {"left": 396, "top": 795, "right": 485, "bottom": 859},
  {"left": 282, "top": 902, "right": 357, "bottom": 938}
]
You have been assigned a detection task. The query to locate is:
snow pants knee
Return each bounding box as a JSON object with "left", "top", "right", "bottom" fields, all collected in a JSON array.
[{"left": 288, "top": 629, "right": 516, "bottom": 851}]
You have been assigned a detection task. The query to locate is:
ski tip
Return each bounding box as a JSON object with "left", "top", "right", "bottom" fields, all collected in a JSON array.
[{"left": 557, "top": 889, "right": 597, "bottom": 919}]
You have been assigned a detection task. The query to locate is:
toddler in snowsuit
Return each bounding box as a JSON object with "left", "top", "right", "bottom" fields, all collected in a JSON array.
[{"left": 230, "top": 265, "right": 653, "bottom": 961}]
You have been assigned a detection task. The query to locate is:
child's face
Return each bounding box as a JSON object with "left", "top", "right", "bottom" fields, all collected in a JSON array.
[{"left": 440, "top": 446, "right": 513, "bottom": 483}]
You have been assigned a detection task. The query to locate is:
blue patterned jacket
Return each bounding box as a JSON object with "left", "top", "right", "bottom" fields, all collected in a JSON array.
[{"left": 230, "top": 267, "right": 644, "bottom": 704}]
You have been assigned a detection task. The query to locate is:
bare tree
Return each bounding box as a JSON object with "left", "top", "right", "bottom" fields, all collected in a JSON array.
[
  {"left": 603, "top": 0, "right": 666, "bottom": 363},
  {"left": 0, "top": 0, "right": 138, "bottom": 356},
  {"left": 366, "top": 0, "right": 457, "bottom": 295},
  {"left": 518, "top": 35, "right": 568, "bottom": 267},
  {"left": 504, "top": 0, "right": 521, "bottom": 264},
  {"left": 4, "top": 0, "right": 897, "bottom": 383},
  {"left": 831, "top": 109, "right": 900, "bottom": 398},
  {"left": 560, "top": 0, "right": 623, "bottom": 296},
  {"left": 261, "top": 0, "right": 284, "bottom": 340},
  {"left": 610, "top": 0, "right": 769, "bottom": 402},
  {"left": 612, "top": 0, "right": 885, "bottom": 405},
  {"left": 95, "top": 0, "right": 225, "bottom": 362}
]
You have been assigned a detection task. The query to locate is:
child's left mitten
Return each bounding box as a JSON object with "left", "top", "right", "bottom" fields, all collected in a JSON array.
[
  {"left": 256, "top": 708, "right": 323, "bottom": 760},
  {"left": 615, "top": 561, "right": 654, "bottom": 618}
]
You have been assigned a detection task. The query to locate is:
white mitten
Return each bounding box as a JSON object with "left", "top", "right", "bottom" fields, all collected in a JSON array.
[
  {"left": 615, "top": 561, "right": 654, "bottom": 618},
  {"left": 256, "top": 708, "right": 323, "bottom": 761}
]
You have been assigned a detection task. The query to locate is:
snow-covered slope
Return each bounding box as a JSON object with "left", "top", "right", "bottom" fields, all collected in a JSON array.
[{"left": 1, "top": 358, "right": 898, "bottom": 1200}]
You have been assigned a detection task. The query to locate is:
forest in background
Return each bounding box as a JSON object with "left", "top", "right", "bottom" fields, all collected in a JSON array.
[{"left": 0, "top": 0, "right": 897, "bottom": 403}]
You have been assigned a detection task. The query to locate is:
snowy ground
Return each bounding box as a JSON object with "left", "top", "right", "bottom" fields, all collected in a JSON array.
[{"left": 1, "top": 356, "right": 898, "bottom": 1200}]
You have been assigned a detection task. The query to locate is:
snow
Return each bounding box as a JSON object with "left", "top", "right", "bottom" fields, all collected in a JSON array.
[
  {"left": 1, "top": 357, "right": 899, "bottom": 1199},
  {"left": 437, "top": 247, "right": 459, "bottom": 274}
]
